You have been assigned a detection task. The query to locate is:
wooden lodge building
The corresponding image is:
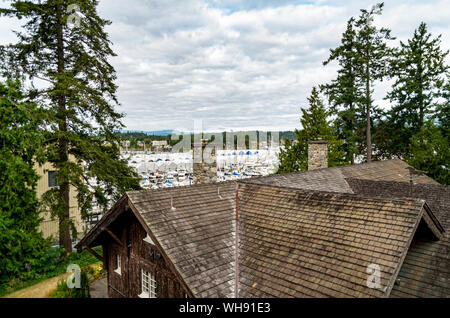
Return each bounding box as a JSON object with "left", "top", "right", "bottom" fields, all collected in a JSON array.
[{"left": 76, "top": 142, "right": 449, "bottom": 298}]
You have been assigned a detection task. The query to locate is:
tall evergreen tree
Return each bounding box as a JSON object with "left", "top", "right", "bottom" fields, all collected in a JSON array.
[
  {"left": 278, "top": 87, "right": 344, "bottom": 173},
  {"left": 0, "top": 0, "right": 141, "bottom": 254},
  {"left": 435, "top": 78, "right": 450, "bottom": 139},
  {"left": 385, "top": 22, "right": 449, "bottom": 157},
  {"left": 407, "top": 120, "right": 449, "bottom": 185},
  {"left": 322, "top": 17, "right": 364, "bottom": 164},
  {"left": 354, "top": 2, "right": 394, "bottom": 162},
  {"left": 0, "top": 80, "right": 50, "bottom": 282}
]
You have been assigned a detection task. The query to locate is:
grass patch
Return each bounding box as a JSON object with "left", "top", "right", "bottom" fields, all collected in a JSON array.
[{"left": 0, "top": 246, "right": 103, "bottom": 298}]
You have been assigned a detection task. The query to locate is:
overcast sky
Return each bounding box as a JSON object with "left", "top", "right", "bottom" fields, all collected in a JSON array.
[{"left": 1, "top": 0, "right": 450, "bottom": 132}]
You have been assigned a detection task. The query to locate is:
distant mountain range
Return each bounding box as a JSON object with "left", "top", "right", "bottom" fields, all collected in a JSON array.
[{"left": 119, "top": 129, "right": 296, "bottom": 140}]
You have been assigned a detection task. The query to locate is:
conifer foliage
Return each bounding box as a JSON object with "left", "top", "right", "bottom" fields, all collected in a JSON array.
[
  {"left": 323, "top": 3, "right": 394, "bottom": 163},
  {"left": 278, "top": 87, "right": 344, "bottom": 173},
  {"left": 0, "top": 0, "right": 141, "bottom": 254},
  {"left": 0, "top": 80, "right": 50, "bottom": 282},
  {"left": 285, "top": 3, "right": 448, "bottom": 184},
  {"left": 384, "top": 22, "right": 449, "bottom": 157},
  {"left": 322, "top": 18, "right": 364, "bottom": 164},
  {"left": 354, "top": 3, "right": 395, "bottom": 162}
]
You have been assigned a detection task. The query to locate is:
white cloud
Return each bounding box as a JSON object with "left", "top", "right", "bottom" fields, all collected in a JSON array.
[{"left": 1, "top": 0, "right": 449, "bottom": 132}]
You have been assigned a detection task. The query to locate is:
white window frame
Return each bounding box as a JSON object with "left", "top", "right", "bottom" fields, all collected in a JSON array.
[
  {"left": 138, "top": 269, "right": 156, "bottom": 298},
  {"left": 114, "top": 254, "right": 121, "bottom": 275}
]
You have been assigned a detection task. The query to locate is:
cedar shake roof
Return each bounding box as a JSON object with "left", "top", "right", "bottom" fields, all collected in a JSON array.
[
  {"left": 126, "top": 182, "right": 237, "bottom": 298},
  {"left": 249, "top": 167, "right": 354, "bottom": 193},
  {"left": 249, "top": 159, "right": 438, "bottom": 191},
  {"left": 346, "top": 179, "right": 450, "bottom": 229},
  {"left": 339, "top": 159, "right": 438, "bottom": 184},
  {"left": 237, "top": 182, "right": 442, "bottom": 298},
  {"left": 345, "top": 178, "right": 450, "bottom": 298},
  {"left": 390, "top": 234, "right": 450, "bottom": 297},
  {"left": 76, "top": 159, "right": 448, "bottom": 298}
]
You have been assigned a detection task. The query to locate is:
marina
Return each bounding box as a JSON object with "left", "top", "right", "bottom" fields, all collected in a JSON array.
[{"left": 121, "top": 148, "right": 281, "bottom": 189}]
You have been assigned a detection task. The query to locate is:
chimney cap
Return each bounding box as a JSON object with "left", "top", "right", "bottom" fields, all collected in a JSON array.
[{"left": 308, "top": 139, "right": 328, "bottom": 144}]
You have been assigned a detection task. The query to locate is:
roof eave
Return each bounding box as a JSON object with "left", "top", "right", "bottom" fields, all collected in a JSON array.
[
  {"left": 75, "top": 194, "right": 130, "bottom": 251},
  {"left": 385, "top": 200, "right": 445, "bottom": 297},
  {"left": 126, "top": 198, "right": 197, "bottom": 298},
  {"left": 421, "top": 202, "right": 445, "bottom": 239}
]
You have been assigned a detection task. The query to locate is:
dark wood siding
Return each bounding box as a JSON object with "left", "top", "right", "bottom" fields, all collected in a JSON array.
[
  {"left": 106, "top": 240, "right": 128, "bottom": 298},
  {"left": 105, "top": 210, "right": 188, "bottom": 298}
]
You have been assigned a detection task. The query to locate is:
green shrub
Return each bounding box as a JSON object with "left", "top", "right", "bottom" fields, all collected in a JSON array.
[
  {"left": 85, "top": 263, "right": 106, "bottom": 281},
  {"left": 0, "top": 246, "right": 102, "bottom": 297},
  {"left": 0, "top": 80, "right": 50, "bottom": 287},
  {"left": 49, "top": 269, "right": 90, "bottom": 298}
]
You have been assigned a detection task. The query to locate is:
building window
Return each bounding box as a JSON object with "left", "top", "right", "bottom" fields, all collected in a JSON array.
[
  {"left": 139, "top": 269, "right": 156, "bottom": 298},
  {"left": 48, "top": 171, "right": 59, "bottom": 188},
  {"left": 114, "top": 254, "right": 121, "bottom": 275}
]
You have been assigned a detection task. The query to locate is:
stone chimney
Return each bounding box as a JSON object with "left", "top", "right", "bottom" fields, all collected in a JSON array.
[
  {"left": 308, "top": 139, "right": 328, "bottom": 171},
  {"left": 193, "top": 139, "right": 217, "bottom": 184}
]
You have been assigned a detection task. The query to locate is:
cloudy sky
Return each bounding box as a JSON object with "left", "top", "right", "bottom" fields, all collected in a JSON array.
[{"left": 1, "top": 1, "right": 450, "bottom": 132}]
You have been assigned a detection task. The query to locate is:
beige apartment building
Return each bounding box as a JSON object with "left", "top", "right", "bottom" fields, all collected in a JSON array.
[{"left": 35, "top": 161, "right": 85, "bottom": 242}]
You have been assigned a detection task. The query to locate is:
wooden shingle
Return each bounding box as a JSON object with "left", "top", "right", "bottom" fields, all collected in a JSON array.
[
  {"left": 237, "top": 183, "right": 442, "bottom": 298},
  {"left": 346, "top": 178, "right": 450, "bottom": 298},
  {"left": 127, "top": 181, "right": 237, "bottom": 298},
  {"left": 76, "top": 159, "right": 447, "bottom": 298}
]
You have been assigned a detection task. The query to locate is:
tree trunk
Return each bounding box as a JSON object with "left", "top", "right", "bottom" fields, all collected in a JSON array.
[
  {"left": 349, "top": 62, "right": 355, "bottom": 165},
  {"left": 365, "top": 59, "right": 372, "bottom": 163},
  {"left": 417, "top": 55, "right": 424, "bottom": 132},
  {"left": 350, "top": 101, "right": 355, "bottom": 165},
  {"left": 56, "top": 3, "right": 72, "bottom": 255},
  {"left": 419, "top": 82, "right": 424, "bottom": 132}
]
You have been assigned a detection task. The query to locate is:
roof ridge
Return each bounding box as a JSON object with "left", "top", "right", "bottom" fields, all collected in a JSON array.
[
  {"left": 421, "top": 201, "right": 446, "bottom": 235},
  {"left": 346, "top": 177, "right": 449, "bottom": 189},
  {"left": 238, "top": 181, "right": 426, "bottom": 206},
  {"left": 126, "top": 179, "right": 237, "bottom": 196},
  {"left": 244, "top": 158, "right": 406, "bottom": 181}
]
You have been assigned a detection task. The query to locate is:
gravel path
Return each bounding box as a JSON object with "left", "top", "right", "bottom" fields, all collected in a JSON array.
[
  {"left": 90, "top": 278, "right": 108, "bottom": 298},
  {"left": 3, "top": 273, "right": 71, "bottom": 298}
]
